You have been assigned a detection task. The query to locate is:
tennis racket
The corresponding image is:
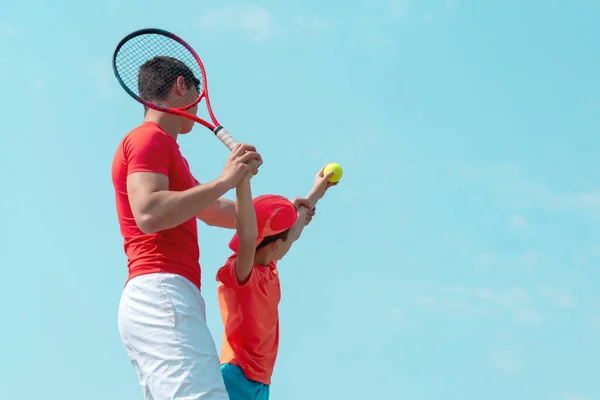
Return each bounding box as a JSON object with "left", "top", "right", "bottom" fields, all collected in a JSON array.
[{"left": 112, "top": 28, "right": 256, "bottom": 163}]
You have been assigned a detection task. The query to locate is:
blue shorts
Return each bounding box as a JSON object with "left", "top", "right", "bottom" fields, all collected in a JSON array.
[{"left": 221, "top": 363, "right": 270, "bottom": 400}]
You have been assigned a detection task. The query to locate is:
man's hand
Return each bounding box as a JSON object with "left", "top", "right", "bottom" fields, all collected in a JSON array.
[{"left": 218, "top": 144, "right": 262, "bottom": 190}]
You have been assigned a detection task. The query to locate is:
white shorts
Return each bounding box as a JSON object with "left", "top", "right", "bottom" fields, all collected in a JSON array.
[{"left": 118, "top": 273, "right": 229, "bottom": 400}]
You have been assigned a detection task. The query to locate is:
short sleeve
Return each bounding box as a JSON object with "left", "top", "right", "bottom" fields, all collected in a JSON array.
[
  {"left": 124, "top": 128, "right": 173, "bottom": 176},
  {"left": 216, "top": 254, "right": 257, "bottom": 289}
]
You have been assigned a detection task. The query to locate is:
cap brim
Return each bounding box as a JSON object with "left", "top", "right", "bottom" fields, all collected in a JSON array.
[{"left": 228, "top": 194, "right": 298, "bottom": 253}]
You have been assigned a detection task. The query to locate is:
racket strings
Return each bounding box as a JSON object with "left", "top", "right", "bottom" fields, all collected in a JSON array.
[{"left": 114, "top": 33, "right": 204, "bottom": 102}]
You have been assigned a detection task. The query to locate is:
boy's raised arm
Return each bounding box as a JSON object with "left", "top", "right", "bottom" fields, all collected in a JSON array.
[
  {"left": 234, "top": 173, "right": 258, "bottom": 284},
  {"left": 286, "top": 165, "right": 337, "bottom": 246}
]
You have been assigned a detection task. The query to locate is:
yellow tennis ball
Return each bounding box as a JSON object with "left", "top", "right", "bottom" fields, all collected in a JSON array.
[{"left": 323, "top": 163, "right": 343, "bottom": 183}]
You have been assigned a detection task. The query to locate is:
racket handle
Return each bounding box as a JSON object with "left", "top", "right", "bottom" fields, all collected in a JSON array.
[
  {"left": 214, "top": 126, "right": 239, "bottom": 150},
  {"left": 214, "top": 126, "right": 261, "bottom": 168}
]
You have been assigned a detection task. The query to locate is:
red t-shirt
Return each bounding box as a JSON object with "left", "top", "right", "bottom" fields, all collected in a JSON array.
[
  {"left": 111, "top": 121, "right": 202, "bottom": 288},
  {"left": 216, "top": 254, "right": 281, "bottom": 385}
]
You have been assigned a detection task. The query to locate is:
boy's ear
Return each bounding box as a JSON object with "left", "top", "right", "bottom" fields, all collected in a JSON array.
[{"left": 274, "top": 238, "right": 284, "bottom": 251}]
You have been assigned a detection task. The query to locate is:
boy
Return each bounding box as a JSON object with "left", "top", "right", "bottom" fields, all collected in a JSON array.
[{"left": 215, "top": 166, "right": 336, "bottom": 399}]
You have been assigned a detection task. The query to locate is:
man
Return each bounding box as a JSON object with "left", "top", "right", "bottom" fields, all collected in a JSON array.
[{"left": 111, "top": 56, "right": 262, "bottom": 399}]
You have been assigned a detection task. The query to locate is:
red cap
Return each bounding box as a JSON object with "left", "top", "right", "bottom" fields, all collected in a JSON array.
[{"left": 229, "top": 194, "right": 298, "bottom": 253}]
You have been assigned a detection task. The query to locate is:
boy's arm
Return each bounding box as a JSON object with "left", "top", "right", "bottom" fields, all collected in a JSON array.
[
  {"left": 233, "top": 174, "right": 258, "bottom": 285},
  {"left": 279, "top": 166, "right": 337, "bottom": 253},
  {"left": 287, "top": 191, "right": 321, "bottom": 243}
]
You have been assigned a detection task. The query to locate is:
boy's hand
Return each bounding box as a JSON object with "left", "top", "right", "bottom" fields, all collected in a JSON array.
[
  {"left": 220, "top": 143, "right": 262, "bottom": 190},
  {"left": 292, "top": 197, "right": 316, "bottom": 226},
  {"left": 292, "top": 197, "right": 312, "bottom": 210},
  {"left": 305, "top": 207, "right": 316, "bottom": 226},
  {"left": 310, "top": 165, "right": 338, "bottom": 200},
  {"left": 236, "top": 169, "right": 254, "bottom": 188}
]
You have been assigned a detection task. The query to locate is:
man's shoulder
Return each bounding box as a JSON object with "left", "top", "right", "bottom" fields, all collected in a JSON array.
[
  {"left": 123, "top": 122, "right": 171, "bottom": 145},
  {"left": 112, "top": 125, "right": 156, "bottom": 172},
  {"left": 116, "top": 122, "right": 177, "bottom": 165}
]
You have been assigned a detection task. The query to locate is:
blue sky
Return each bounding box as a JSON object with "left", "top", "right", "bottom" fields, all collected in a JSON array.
[{"left": 1, "top": 0, "right": 599, "bottom": 399}]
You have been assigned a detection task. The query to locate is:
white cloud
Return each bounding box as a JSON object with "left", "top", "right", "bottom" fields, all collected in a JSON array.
[
  {"left": 507, "top": 213, "right": 529, "bottom": 230},
  {"left": 456, "top": 162, "right": 600, "bottom": 217},
  {"left": 522, "top": 249, "right": 541, "bottom": 264},
  {"left": 414, "top": 295, "right": 437, "bottom": 307},
  {"left": 490, "top": 349, "right": 521, "bottom": 373},
  {"left": 495, "top": 331, "right": 512, "bottom": 341},
  {"left": 198, "top": 6, "right": 274, "bottom": 42},
  {"left": 414, "top": 294, "right": 486, "bottom": 317},
  {"left": 423, "top": 0, "right": 459, "bottom": 23},
  {"left": 388, "top": 0, "right": 410, "bottom": 17},
  {"left": 474, "top": 249, "right": 541, "bottom": 275},
  {"left": 415, "top": 285, "right": 543, "bottom": 324},
  {"left": 390, "top": 306, "right": 406, "bottom": 326},
  {"left": 296, "top": 16, "right": 333, "bottom": 32},
  {"left": 416, "top": 289, "right": 483, "bottom": 316},
  {"left": 474, "top": 287, "right": 528, "bottom": 308},
  {"left": 539, "top": 284, "right": 575, "bottom": 308},
  {"left": 587, "top": 245, "right": 600, "bottom": 257},
  {"left": 564, "top": 393, "right": 591, "bottom": 400},
  {"left": 355, "top": 31, "right": 392, "bottom": 54},
  {"left": 397, "top": 281, "right": 587, "bottom": 328},
  {"left": 26, "top": 66, "right": 50, "bottom": 93},
  {"left": 589, "top": 316, "right": 600, "bottom": 331},
  {"left": 442, "top": 286, "right": 470, "bottom": 295},
  {"left": 442, "top": 299, "right": 481, "bottom": 316},
  {"left": 515, "top": 308, "right": 543, "bottom": 324},
  {"left": 82, "top": 60, "right": 115, "bottom": 100},
  {"left": 0, "top": 21, "right": 17, "bottom": 37},
  {"left": 476, "top": 287, "right": 543, "bottom": 324}
]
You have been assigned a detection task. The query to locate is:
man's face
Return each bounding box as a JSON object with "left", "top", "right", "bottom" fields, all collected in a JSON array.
[{"left": 175, "top": 77, "right": 199, "bottom": 134}]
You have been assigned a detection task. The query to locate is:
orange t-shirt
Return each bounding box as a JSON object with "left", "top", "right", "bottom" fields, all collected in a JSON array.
[
  {"left": 111, "top": 121, "right": 202, "bottom": 288},
  {"left": 216, "top": 254, "right": 281, "bottom": 385}
]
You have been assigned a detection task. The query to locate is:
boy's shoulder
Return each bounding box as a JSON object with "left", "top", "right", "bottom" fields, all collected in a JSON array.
[
  {"left": 216, "top": 253, "right": 237, "bottom": 282},
  {"left": 216, "top": 254, "right": 278, "bottom": 288}
]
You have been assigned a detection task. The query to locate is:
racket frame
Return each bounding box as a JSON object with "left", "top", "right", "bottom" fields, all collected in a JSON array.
[{"left": 112, "top": 28, "right": 222, "bottom": 133}]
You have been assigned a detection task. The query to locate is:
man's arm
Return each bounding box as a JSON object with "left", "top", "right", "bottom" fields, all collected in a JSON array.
[
  {"left": 128, "top": 172, "right": 230, "bottom": 234},
  {"left": 233, "top": 174, "right": 258, "bottom": 284},
  {"left": 196, "top": 198, "right": 236, "bottom": 229},
  {"left": 128, "top": 144, "right": 261, "bottom": 234}
]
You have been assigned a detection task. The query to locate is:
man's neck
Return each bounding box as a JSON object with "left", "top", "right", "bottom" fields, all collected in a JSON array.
[{"left": 144, "top": 110, "right": 182, "bottom": 140}]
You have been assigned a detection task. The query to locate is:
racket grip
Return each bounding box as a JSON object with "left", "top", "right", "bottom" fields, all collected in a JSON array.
[
  {"left": 214, "top": 126, "right": 261, "bottom": 168},
  {"left": 214, "top": 126, "right": 239, "bottom": 150}
]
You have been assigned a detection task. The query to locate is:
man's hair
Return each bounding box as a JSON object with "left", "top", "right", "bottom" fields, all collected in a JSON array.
[
  {"left": 138, "top": 56, "right": 200, "bottom": 102},
  {"left": 256, "top": 228, "right": 291, "bottom": 250}
]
